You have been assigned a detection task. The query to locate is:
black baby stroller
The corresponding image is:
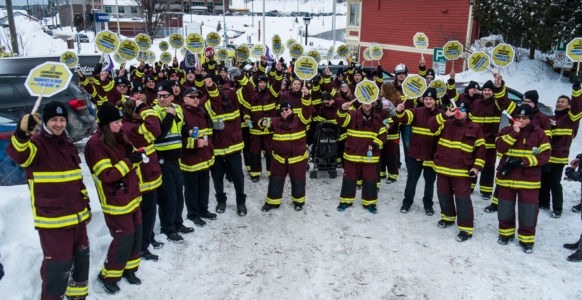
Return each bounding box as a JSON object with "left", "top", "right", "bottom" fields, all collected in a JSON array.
[{"left": 308, "top": 121, "right": 339, "bottom": 179}]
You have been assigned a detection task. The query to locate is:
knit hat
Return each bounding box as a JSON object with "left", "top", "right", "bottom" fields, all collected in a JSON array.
[
  {"left": 168, "top": 69, "right": 179, "bottom": 77},
  {"left": 422, "top": 87, "right": 438, "bottom": 99},
  {"left": 114, "top": 76, "right": 130, "bottom": 86},
  {"left": 322, "top": 92, "right": 332, "bottom": 100},
  {"left": 482, "top": 80, "right": 495, "bottom": 91},
  {"left": 466, "top": 81, "right": 479, "bottom": 90},
  {"left": 42, "top": 101, "right": 68, "bottom": 124},
  {"left": 340, "top": 80, "right": 348, "bottom": 87},
  {"left": 523, "top": 90, "right": 539, "bottom": 105},
  {"left": 183, "top": 87, "right": 201, "bottom": 96},
  {"left": 144, "top": 75, "right": 155, "bottom": 83},
  {"left": 157, "top": 80, "right": 174, "bottom": 94},
  {"left": 336, "top": 69, "right": 345, "bottom": 77},
  {"left": 257, "top": 74, "right": 268, "bottom": 83},
  {"left": 458, "top": 101, "right": 471, "bottom": 112},
  {"left": 280, "top": 101, "right": 292, "bottom": 110},
  {"left": 516, "top": 104, "right": 535, "bottom": 117},
  {"left": 426, "top": 69, "right": 435, "bottom": 77},
  {"left": 98, "top": 102, "right": 123, "bottom": 126}
]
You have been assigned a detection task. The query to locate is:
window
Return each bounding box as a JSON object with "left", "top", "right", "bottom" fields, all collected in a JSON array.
[
  {"left": 207, "top": 2, "right": 213, "bottom": 12},
  {"left": 214, "top": 1, "right": 222, "bottom": 6},
  {"left": 118, "top": 6, "right": 125, "bottom": 13},
  {"left": 193, "top": 2, "right": 205, "bottom": 7},
  {"left": 131, "top": 7, "right": 137, "bottom": 13},
  {"left": 349, "top": 3, "right": 360, "bottom": 26},
  {"left": 104, "top": 6, "right": 112, "bottom": 13}
]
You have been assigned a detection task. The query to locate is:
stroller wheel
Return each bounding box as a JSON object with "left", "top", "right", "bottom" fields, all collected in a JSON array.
[
  {"left": 309, "top": 170, "right": 318, "bottom": 179},
  {"left": 329, "top": 170, "right": 337, "bottom": 179}
]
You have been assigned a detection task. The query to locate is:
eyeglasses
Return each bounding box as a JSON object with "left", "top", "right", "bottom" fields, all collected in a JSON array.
[
  {"left": 281, "top": 107, "right": 290, "bottom": 112},
  {"left": 396, "top": 72, "right": 406, "bottom": 76},
  {"left": 185, "top": 94, "right": 201, "bottom": 99},
  {"left": 157, "top": 94, "right": 172, "bottom": 99},
  {"left": 459, "top": 108, "right": 467, "bottom": 112},
  {"left": 516, "top": 115, "right": 530, "bottom": 120}
]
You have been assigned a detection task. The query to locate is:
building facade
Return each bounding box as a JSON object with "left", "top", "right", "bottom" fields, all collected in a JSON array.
[{"left": 345, "top": 0, "right": 478, "bottom": 73}]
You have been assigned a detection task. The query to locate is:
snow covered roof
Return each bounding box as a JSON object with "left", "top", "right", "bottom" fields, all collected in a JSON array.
[{"left": 102, "top": 0, "right": 139, "bottom": 7}]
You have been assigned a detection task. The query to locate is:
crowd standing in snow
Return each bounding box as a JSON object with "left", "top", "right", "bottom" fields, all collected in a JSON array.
[{"left": 6, "top": 50, "right": 582, "bottom": 298}]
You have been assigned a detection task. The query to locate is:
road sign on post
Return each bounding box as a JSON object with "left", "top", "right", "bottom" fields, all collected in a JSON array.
[
  {"left": 95, "top": 13, "right": 110, "bottom": 23},
  {"left": 433, "top": 47, "right": 446, "bottom": 74}
]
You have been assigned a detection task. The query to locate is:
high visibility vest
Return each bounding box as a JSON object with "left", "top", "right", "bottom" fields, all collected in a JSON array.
[{"left": 153, "top": 103, "right": 184, "bottom": 152}]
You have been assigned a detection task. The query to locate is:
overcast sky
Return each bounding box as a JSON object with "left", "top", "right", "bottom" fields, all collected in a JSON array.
[{"left": 1, "top": 0, "right": 48, "bottom": 7}]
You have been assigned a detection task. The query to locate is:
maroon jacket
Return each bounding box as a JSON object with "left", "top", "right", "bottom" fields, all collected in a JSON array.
[
  {"left": 495, "top": 123, "right": 551, "bottom": 189},
  {"left": 85, "top": 130, "right": 142, "bottom": 215},
  {"left": 337, "top": 107, "right": 387, "bottom": 164},
  {"left": 122, "top": 106, "right": 162, "bottom": 193},
  {"left": 395, "top": 106, "right": 444, "bottom": 162},
  {"left": 240, "top": 67, "right": 282, "bottom": 135},
  {"left": 7, "top": 129, "right": 91, "bottom": 229},
  {"left": 549, "top": 85, "right": 582, "bottom": 164},
  {"left": 429, "top": 113, "right": 486, "bottom": 177},
  {"left": 180, "top": 103, "right": 214, "bottom": 172}
]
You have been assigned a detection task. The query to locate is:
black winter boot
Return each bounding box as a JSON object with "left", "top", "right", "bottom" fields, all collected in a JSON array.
[
  {"left": 98, "top": 273, "right": 120, "bottom": 294},
  {"left": 564, "top": 239, "right": 581, "bottom": 250},
  {"left": 123, "top": 271, "right": 142, "bottom": 285},
  {"left": 567, "top": 250, "right": 582, "bottom": 262}
]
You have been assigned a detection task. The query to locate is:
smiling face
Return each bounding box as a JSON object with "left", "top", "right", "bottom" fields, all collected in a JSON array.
[
  {"left": 291, "top": 79, "right": 302, "bottom": 92},
  {"left": 555, "top": 96, "right": 570, "bottom": 111},
  {"left": 157, "top": 91, "right": 174, "bottom": 107},
  {"left": 184, "top": 92, "right": 201, "bottom": 107},
  {"left": 46, "top": 116, "right": 67, "bottom": 135},
  {"left": 280, "top": 107, "right": 292, "bottom": 119},
  {"left": 423, "top": 96, "right": 435, "bottom": 110},
  {"left": 146, "top": 80, "right": 156, "bottom": 89},
  {"left": 109, "top": 119, "right": 123, "bottom": 133}
]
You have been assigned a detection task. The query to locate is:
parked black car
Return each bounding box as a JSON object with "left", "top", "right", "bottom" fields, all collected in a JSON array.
[{"left": 0, "top": 55, "right": 100, "bottom": 142}]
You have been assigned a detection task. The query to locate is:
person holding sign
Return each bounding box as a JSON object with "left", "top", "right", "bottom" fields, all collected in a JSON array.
[
  {"left": 6, "top": 102, "right": 91, "bottom": 300},
  {"left": 428, "top": 101, "right": 486, "bottom": 242},
  {"left": 260, "top": 95, "right": 312, "bottom": 212},
  {"left": 463, "top": 73, "right": 517, "bottom": 202},
  {"left": 336, "top": 96, "right": 387, "bottom": 214},
  {"left": 395, "top": 88, "right": 443, "bottom": 216},
  {"left": 419, "top": 57, "right": 436, "bottom": 84},
  {"left": 445, "top": 70, "right": 481, "bottom": 108},
  {"left": 495, "top": 104, "right": 551, "bottom": 253},
  {"left": 85, "top": 102, "right": 144, "bottom": 294}
]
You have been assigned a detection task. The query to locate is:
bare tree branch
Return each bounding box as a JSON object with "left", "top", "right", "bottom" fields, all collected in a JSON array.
[{"left": 131, "top": 0, "right": 169, "bottom": 37}]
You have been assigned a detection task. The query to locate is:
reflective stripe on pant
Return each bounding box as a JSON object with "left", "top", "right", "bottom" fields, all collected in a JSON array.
[
  {"left": 340, "top": 160, "right": 378, "bottom": 206},
  {"left": 250, "top": 134, "right": 272, "bottom": 176},
  {"left": 266, "top": 157, "right": 307, "bottom": 204},
  {"left": 539, "top": 163, "right": 564, "bottom": 211},
  {"left": 477, "top": 148, "right": 497, "bottom": 195},
  {"left": 140, "top": 190, "right": 157, "bottom": 253},
  {"left": 157, "top": 160, "right": 183, "bottom": 234},
  {"left": 498, "top": 186, "right": 538, "bottom": 243},
  {"left": 437, "top": 175, "right": 474, "bottom": 233},
  {"left": 183, "top": 169, "right": 210, "bottom": 218},
  {"left": 102, "top": 209, "right": 142, "bottom": 282},
  {"left": 38, "top": 223, "right": 89, "bottom": 300},
  {"left": 380, "top": 140, "right": 399, "bottom": 180},
  {"left": 211, "top": 151, "right": 245, "bottom": 205},
  {"left": 403, "top": 157, "right": 436, "bottom": 209}
]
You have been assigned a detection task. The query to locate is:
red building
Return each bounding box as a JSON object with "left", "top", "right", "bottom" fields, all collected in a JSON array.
[{"left": 345, "top": 0, "right": 478, "bottom": 73}]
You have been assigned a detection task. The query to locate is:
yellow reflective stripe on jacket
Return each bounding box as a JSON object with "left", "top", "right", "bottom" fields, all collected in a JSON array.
[
  {"left": 138, "top": 174, "right": 162, "bottom": 192},
  {"left": 273, "top": 131, "right": 306, "bottom": 141},
  {"left": 114, "top": 160, "right": 131, "bottom": 177},
  {"left": 552, "top": 128, "right": 573, "bottom": 136},
  {"left": 499, "top": 228, "right": 515, "bottom": 236},
  {"left": 569, "top": 110, "right": 582, "bottom": 122},
  {"left": 214, "top": 141, "right": 244, "bottom": 156},
  {"left": 343, "top": 152, "right": 379, "bottom": 163},
  {"left": 549, "top": 156, "right": 569, "bottom": 164},
  {"left": 207, "top": 88, "right": 219, "bottom": 98},
  {"left": 11, "top": 135, "right": 29, "bottom": 151},
  {"left": 102, "top": 80, "right": 114, "bottom": 92},
  {"left": 518, "top": 234, "right": 535, "bottom": 243},
  {"left": 474, "top": 158, "right": 485, "bottom": 168},
  {"left": 33, "top": 169, "right": 82, "bottom": 183},
  {"left": 250, "top": 128, "right": 273, "bottom": 135},
  {"left": 207, "top": 109, "right": 241, "bottom": 122},
  {"left": 92, "top": 159, "right": 113, "bottom": 176},
  {"left": 435, "top": 113, "right": 447, "bottom": 125},
  {"left": 474, "top": 138, "right": 486, "bottom": 147},
  {"left": 125, "top": 258, "right": 141, "bottom": 270},
  {"left": 438, "top": 138, "right": 474, "bottom": 152},
  {"left": 494, "top": 86, "right": 506, "bottom": 99},
  {"left": 180, "top": 156, "right": 215, "bottom": 172},
  {"left": 236, "top": 88, "right": 251, "bottom": 109},
  {"left": 469, "top": 115, "right": 501, "bottom": 123},
  {"left": 387, "top": 133, "right": 399, "bottom": 140},
  {"left": 412, "top": 126, "right": 437, "bottom": 136},
  {"left": 495, "top": 178, "right": 540, "bottom": 189},
  {"left": 397, "top": 110, "right": 414, "bottom": 126},
  {"left": 29, "top": 179, "right": 91, "bottom": 228},
  {"left": 250, "top": 103, "right": 276, "bottom": 112},
  {"left": 499, "top": 134, "right": 517, "bottom": 145},
  {"left": 433, "top": 165, "right": 470, "bottom": 177},
  {"left": 101, "top": 196, "right": 141, "bottom": 215},
  {"left": 573, "top": 88, "right": 582, "bottom": 98},
  {"left": 11, "top": 135, "right": 38, "bottom": 167},
  {"left": 272, "top": 151, "right": 308, "bottom": 164},
  {"left": 337, "top": 109, "right": 351, "bottom": 127}
]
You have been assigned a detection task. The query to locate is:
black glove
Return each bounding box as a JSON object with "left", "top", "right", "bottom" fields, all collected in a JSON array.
[
  {"left": 508, "top": 158, "right": 524, "bottom": 168},
  {"left": 565, "top": 167, "right": 581, "bottom": 182},
  {"left": 128, "top": 152, "right": 143, "bottom": 164},
  {"left": 576, "top": 153, "right": 582, "bottom": 161},
  {"left": 92, "top": 63, "right": 103, "bottom": 77}
]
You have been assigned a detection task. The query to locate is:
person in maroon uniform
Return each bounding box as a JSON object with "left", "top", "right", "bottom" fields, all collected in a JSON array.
[
  {"left": 495, "top": 104, "right": 551, "bottom": 253},
  {"left": 85, "top": 102, "right": 144, "bottom": 293},
  {"left": 429, "top": 101, "right": 486, "bottom": 242},
  {"left": 7, "top": 101, "right": 91, "bottom": 300},
  {"left": 395, "top": 88, "right": 443, "bottom": 215}
]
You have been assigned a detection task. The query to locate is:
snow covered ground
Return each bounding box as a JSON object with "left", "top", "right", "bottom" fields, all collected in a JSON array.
[{"left": 2, "top": 3, "right": 582, "bottom": 299}]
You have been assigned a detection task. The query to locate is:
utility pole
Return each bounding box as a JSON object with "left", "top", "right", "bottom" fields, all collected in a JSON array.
[
  {"left": 69, "top": 0, "right": 74, "bottom": 30},
  {"left": 115, "top": 0, "right": 120, "bottom": 37},
  {"left": 262, "top": 0, "right": 265, "bottom": 43},
  {"left": 332, "top": 0, "right": 336, "bottom": 46},
  {"left": 5, "top": 0, "right": 19, "bottom": 55}
]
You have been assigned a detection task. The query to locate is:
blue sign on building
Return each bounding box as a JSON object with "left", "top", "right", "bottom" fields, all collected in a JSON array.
[{"left": 95, "top": 13, "right": 110, "bottom": 23}]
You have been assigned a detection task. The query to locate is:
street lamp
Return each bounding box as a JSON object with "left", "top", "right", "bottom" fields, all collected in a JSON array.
[{"left": 303, "top": 16, "right": 311, "bottom": 46}]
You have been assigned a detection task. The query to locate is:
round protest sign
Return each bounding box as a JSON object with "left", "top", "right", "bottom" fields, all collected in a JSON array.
[
  {"left": 413, "top": 32, "right": 429, "bottom": 50},
  {"left": 169, "top": 33, "right": 184, "bottom": 49},
  {"left": 160, "top": 52, "right": 172, "bottom": 64},
  {"left": 355, "top": 80, "right": 379, "bottom": 104},
  {"left": 236, "top": 45, "right": 249, "bottom": 61},
  {"left": 293, "top": 56, "right": 317, "bottom": 81},
  {"left": 402, "top": 74, "right": 427, "bottom": 98},
  {"left": 186, "top": 33, "right": 205, "bottom": 53},
  {"left": 327, "top": 45, "right": 334, "bottom": 59},
  {"left": 566, "top": 37, "right": 582, "bottom": 62},
  {"left": 135, "top": 33, "right": 151, "bottom": 51},
  {"left": 25, "top": 62, "right": 72, "bottom": 97},
  {"left": 118, "top": 39, "right": 138, "bottom": 61},
  {"left": 95, "top": 30, "right": 119, "bottom": 54},
  {"left": 272, "top": 35, "right": 282, "bottom": 55},
  {"left": 217, "top": 48, "right": 228, "bottom": 61},
  {"left": 289, "top": 43, "right": 304, "bottom": 59},
  {"left": 204, "top": 47, "right": 215, "bottom": 59},
  {"left": 443, "top": 40, "right": 463, "bottom": 60},
  {"left": 113, "top": 52, "right": 125, "bottom": 64},
  {"left": 491, "top": 43, "right": 515, "bottom": 67},
  {"left": 370, "top": 45, "right": 383, "bottom": 60},
  {"left": 363, "top": 48, "right": 373, "bottom": 61},
  {"left": 251, "top": 44, "right": 266, "bottom": 59},
  {"left": 286, "top": 38, "right": 296, "bottom": 48},
  {"left": 206, "top": 32, "right": 221, "bottom": 47},
  {"left": 337, "top": 45, "right": 349, "bottom": 57},
  {"left": 137, "top": 51, "right": 148, "bottom": 62},
  {"left": 159, "top": 41, "right": 169, "bottom": 51},
  {"left": 468, "top": 52, "right": 490, "bottom": 72},
  {"left": 147, "top": 51, "right": 156, "bottom": 63},
  {"left": 307, "top": 50, "right": 321, "bottom": 63},
  {"left": 60, "top": 51, "right": 78, "bottom": 68},
  {"left": 428, "top": 80, "right": 446, "bottom": 98}
]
